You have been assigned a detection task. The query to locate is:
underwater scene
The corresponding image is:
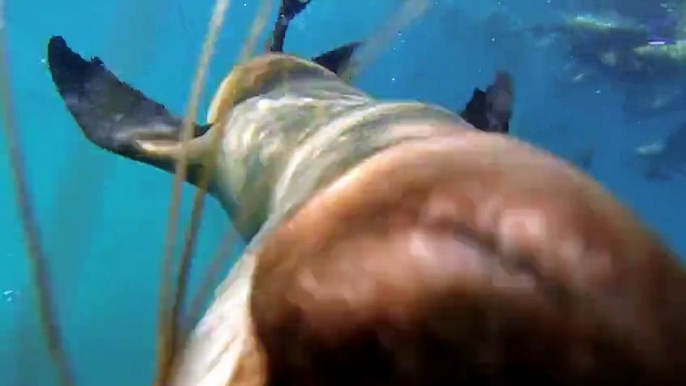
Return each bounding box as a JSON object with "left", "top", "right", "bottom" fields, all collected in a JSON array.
[{"left": 1, "top": 0, "right": 686, "bottom": 385}]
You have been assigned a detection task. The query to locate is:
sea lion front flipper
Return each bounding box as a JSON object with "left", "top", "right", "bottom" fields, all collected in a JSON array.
[
  {"left": 311, "top": 41, "right": 362, "bottom": 78},
  {"left": 46, "top": 35, "right": 211, "bottom": 187},
  {"left": 459, "top": 88, "right": 489, "bottom": 131},
  {"left": 269, "top": 0, "right": 313, "bottom": 52},
  {"left": 460, "top": 71, "right": 514, "bottom": 134}
]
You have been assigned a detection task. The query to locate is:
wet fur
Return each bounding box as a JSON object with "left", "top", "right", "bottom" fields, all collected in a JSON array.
[
  {"left": 177, "top": 129, "right": 686, "bottom": 385},
  {"left": 250, "top": 132, "right": 686, "bottom": 385},
  {"left": 42, "top": 5, "right": 686, "bottom": 386}
]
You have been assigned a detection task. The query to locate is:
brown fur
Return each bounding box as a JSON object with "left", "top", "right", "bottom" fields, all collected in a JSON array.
[
  {"left": 248, "top": 129, "right": 686, "bottom": 385},
  {"left": 226, "top": 326, "right": 267, "bottom": 386}
]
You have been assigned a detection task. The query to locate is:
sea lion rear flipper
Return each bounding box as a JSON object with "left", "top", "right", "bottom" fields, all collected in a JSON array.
[
  {"left": 311, "top": 41, "right": 362, "bottom": 77},
  {"left": 46, "top": 35, "right": 210, "bottom": 186}
]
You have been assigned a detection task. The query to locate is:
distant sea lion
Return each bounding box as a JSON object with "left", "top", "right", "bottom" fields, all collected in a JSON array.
[
  {"left": 635, "top": 123, "right": 686, "bottom": 180},
  {"left": 47, "top": 32, "right": 686, "bottom": 386}
]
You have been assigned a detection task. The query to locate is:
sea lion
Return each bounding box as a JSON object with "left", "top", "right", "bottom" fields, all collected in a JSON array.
[
  {"left": 635, "top": 123, "right": 686, "bottom": 180},
  {"left": 633, "top": 40, "right": 686, "bottom": 74},
  {"left": 46, "top": 35, "right": 686, "bottom": 386},
  {"left": 529, "top": 15, "right": 650, "bottom": 81},
  {"left": 529, "top": 14, "right": 649, "bottom": 55},
  {"left": 529, "top": 14, "right": 686, "bottom": 120}
]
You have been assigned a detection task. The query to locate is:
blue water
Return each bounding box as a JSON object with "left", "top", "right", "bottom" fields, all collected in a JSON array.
[{"left": 0, "top": 0, "right": 684, "bottom": 384}]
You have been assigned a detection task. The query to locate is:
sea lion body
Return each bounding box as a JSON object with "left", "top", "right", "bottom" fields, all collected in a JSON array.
[
  {"left": 203, "top": 54, "right": 465, "bottom": 238},
  {"left": 46, "top": 36, "right": 686, "bottom": 386},
  {"left": 169, "top": 55, "right": 472, "bottom": 384},
  {"left": 171, "top": 56, "right": 686, "bottom": 386}
]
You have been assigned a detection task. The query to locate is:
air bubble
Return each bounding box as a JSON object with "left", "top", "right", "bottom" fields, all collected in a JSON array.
[{"left": 2, "top": 289, "right": 19, "bottom": 303}]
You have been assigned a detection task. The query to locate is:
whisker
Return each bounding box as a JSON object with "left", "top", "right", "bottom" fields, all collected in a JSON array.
[
  {"left": 156, "top": 0, "right": 232, "bottom": 384},
  {"left": 170, "top": 188, "right": 207, "bottom": 359},
  {"left": 162, "top": 0, "right": 429, "bottom": 383},
  {"left": 341, "top": 0, "right": 432, "bottom": 80},
  {"left": 170, "top": 0, "right": 275, "bottom": 357},
  {"left": 238, "top": 0, "right": 274, "bottom": 64},
  {"left": 183, "top": 229, "right": 238, "bottom": 340},
  {"left": 0, "top": 1, "right": 75, "bottom": 385}
]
